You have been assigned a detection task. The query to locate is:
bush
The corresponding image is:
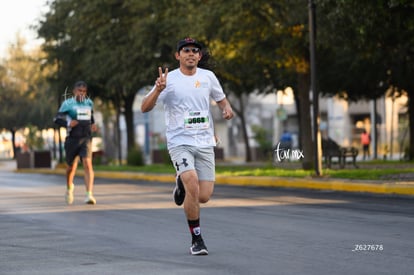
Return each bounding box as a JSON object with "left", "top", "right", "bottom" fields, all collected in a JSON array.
[
  {"left": 251, "top": 125, "right": 273, "bottom": 160},
  {"left": 25, "top": 125, "right": 45, "bottom": 150},
  {"left": 127, "top": 146, "right": 144, "bottom": 166}
]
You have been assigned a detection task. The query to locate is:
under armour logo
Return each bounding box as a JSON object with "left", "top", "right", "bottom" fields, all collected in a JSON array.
[{"left": 175, "top": 158, "right": 189, "bottom": 171}]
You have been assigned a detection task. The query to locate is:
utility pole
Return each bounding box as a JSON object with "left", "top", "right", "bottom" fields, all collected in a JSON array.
[{"left": 309, "top": 0, "right": 322, "bottom": 176}]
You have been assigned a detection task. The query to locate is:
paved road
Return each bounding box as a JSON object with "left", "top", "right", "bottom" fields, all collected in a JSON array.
[{"left": 1, "top": 170, "right": 413, "bottom": 275}]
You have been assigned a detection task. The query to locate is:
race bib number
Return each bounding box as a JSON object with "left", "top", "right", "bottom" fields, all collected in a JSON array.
[
  {"left": 76, "top": 107, "right": 91, "bottom": 121},
  {"left": 184, "top": 111, "right": 209, "bottom": 129}
]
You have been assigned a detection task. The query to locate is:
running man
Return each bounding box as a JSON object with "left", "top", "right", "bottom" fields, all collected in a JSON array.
[
  {"left": 141, "top": 38, "right": 234, "bottom": 255},
  {"left": 54, "top": 81, "right": 98, "bottom": 205}
]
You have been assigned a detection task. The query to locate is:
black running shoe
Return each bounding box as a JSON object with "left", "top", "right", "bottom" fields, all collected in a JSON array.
[
  {"left": 190, "top": 239, "right": 208, "bottom": 256},
  {"left": 173, "top": 175, "right": 185, "bottom": 206}
]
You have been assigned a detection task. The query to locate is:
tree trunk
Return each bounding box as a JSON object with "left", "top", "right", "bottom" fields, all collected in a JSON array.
[
  {"left": 11, "top": 129, "right": 17, "bottom": 159},
  {"left": 124, "top": 92, "right": 136, "bottom": 153},
  {"left": 408, "top": 90, "right": 414, "bottom": 160},
  {"left": 115, "top": 104, "right": 122, "bottom": 164},
  {"left": 237, "top": 95, "right": 252, "bottom": 162},
  {"left": 297, "top": 73, "right": 314, "bottom": 170}
]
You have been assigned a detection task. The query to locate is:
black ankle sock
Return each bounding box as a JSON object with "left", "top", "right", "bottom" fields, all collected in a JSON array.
[{"left": 188, "top": 219, "right": 202, "bottom": 242}]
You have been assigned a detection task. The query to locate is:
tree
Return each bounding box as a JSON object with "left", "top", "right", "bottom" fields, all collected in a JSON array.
[
  {"left": 38, "top": 0, "right": 188, "bottom": 162},
  {"left": 316, "top": 0, "right": 414, "bottom": 159},
  {"left": 36, "top": 0, "right": 414, "bottom": 166},
  {"left": 187, "top": 0, "right": 314, "bottom": 166},
  {"left": 37, "top": 0, "right": 318, "bottom": 167},
  {"left": 0, "top": 36, "right": 55, "bottom": 157}
]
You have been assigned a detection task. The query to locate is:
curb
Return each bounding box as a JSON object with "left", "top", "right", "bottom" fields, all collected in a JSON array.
[
  {"left": 15, "top": 168, "right": 414, "bottom": 197},
  {"left": 215, "top": 175, "right": 414, "bottom": 197}
]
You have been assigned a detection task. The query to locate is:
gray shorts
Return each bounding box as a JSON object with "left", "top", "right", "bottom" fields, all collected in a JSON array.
[{"left": 168, "top": 145, "right": 215, "bottom": 181}]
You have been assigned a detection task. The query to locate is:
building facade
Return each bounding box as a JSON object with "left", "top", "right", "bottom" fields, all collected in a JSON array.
[{"left": 130, "top": 88, "right": 408, "bottom": 163}]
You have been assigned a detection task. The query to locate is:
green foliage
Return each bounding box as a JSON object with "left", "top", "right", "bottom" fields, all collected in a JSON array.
[
  {"left": 94, "top": 163, "right": 175, "bottom": 174},
  {"left": 251, "top": 125, "right": 273, "bottom": 159},
  {"left": 317, "top": 0, "right": 414, "bottom": 100},
  {"left": 126, "top": 146, "right": 144, "bottom": 166},
  {"left": 25, "top": 125, "right": 45, "bottom": 150},
  {"left": 93, "top": 161, "right": 414, "bottom": 181},
  {"left": 0, "top": 39, "right": 56, "bottom": 133},
  {"left": 34, "top": 0, "right": 414, "bottom": 162}
]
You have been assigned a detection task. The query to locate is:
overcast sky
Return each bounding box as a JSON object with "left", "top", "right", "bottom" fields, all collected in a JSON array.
[{"left": 0, "top": 0, "right": 48, "bottom": 58}]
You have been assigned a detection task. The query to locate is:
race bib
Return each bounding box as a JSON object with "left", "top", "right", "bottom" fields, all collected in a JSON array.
[
  {"left": 184, "top": 111, "right": 209, "bottom": 129},
  {"left": 76, "top": 107, "right": 91, "bottom": 121}
]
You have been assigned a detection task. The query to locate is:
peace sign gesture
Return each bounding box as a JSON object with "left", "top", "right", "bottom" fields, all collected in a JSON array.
[{"left": 155, "top": 67, "right": 168, "bottom": 92}]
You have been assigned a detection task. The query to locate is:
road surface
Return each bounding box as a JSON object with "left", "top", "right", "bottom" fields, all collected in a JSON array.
[{"left": 1, "top": 170, "right": 413, "bottom": 275}]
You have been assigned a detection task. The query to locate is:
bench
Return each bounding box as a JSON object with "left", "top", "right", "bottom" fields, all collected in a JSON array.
[{"left": 322, "top": 138, "right": 359, "bottom": 169}]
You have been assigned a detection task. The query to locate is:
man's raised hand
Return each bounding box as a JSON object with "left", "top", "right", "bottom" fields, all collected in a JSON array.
[{"left": 155, "top": 67, "right": 168, "bottom": 92}]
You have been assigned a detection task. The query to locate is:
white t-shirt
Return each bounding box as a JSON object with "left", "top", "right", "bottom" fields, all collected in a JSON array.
[{"left": 147, "top": 68, "right": 226, "bottom": 149}]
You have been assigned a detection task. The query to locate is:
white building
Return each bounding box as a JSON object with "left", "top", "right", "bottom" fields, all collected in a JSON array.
[
  {"left": 271, "top": 89, "right": 409, "bottom": 160},
  {"left": 130, "top": 87, "right": 408, "bottom": 163}
]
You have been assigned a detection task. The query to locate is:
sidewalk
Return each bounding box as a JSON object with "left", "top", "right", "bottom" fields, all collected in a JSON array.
[{"left": 3, "top": 159, "right": 414, "bottom": 198}]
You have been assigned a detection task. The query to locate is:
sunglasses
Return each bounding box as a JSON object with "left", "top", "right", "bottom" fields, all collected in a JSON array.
[{"left": 181, "top": 47, "right": 200, "bottom": 53}]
